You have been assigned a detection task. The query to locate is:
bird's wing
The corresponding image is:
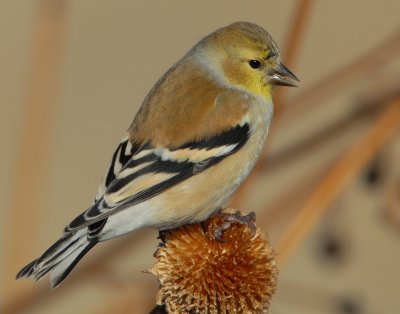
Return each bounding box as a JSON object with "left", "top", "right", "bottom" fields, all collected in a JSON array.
[
  {"left": 93, "top": 137, "right": 140, "bottom": 203},
  {"left": 65, "top": 123, "right": 250, "bottom": 232}
]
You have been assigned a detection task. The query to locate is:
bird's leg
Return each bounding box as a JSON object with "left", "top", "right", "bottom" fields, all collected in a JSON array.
[
  {"left": 212, "top": 211, "right": 257, "bottom": 241},
  {"left": 158, "top": 229, "right": 172, "bottom": 245},
  {"left": 200, "top": 220, "right": 209, "bottom": 235}
]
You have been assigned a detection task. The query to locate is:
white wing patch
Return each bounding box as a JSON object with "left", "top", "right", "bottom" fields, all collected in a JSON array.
[{"left": 154, "top": 144, "right": 238, "bottom": 163}]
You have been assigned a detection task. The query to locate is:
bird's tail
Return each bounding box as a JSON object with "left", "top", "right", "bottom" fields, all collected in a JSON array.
[{"left": 16, "top": 229, "right": 96, "bottom": 289}]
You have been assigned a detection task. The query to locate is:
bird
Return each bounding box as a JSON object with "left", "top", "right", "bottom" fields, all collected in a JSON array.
[{"left": 16, "top": 21, "right": 298, "bottom": 289}]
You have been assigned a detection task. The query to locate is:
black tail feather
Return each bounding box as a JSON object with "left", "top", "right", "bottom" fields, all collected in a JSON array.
[
  {"left": 16, "top": 259, "right": 38, "bottom": 279},
  {"left": 50, "top": 240, "right": 97, "bottom": 289},
  {"left": 16, "top": 229, "right": 98, "bottom": 289}
]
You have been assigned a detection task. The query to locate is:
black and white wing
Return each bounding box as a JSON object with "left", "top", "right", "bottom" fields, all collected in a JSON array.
[
  {"left": 65, "top": 123, "right": 250, "bottom": 232},
  {"left": 93, "top": 136, "right": 140, "bottom": 203}
]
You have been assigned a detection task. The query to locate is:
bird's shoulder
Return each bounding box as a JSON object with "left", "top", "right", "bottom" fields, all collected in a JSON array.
[{"left": 128, "top": 58, "right": 254, "bottom": 148}]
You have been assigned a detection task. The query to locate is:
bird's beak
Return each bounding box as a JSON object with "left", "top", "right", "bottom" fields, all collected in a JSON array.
[{"left": 269, "top": 63, "right": 299, "bottom": 87}]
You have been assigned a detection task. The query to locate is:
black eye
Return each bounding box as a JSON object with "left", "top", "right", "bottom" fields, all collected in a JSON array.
[{"left": 249, "top": 60, "right": 262, "bottom": 69}]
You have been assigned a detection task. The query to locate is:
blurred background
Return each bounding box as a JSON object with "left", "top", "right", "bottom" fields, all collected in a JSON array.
[{"left": 1, "top": 1, "right": 399, "bottom": 313}]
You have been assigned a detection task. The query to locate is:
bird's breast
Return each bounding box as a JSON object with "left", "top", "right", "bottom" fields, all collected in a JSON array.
[
  {"left": 147, "top": 96, "right": 274, "bottom": 228},
  {"left": 230, "top": 96, "right": 273, "bottom": 189}
]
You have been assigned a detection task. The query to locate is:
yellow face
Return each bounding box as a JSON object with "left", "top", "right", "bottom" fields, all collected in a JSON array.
[
  {"left": 221, "top": 47, "right": 279, "bottom": 100},
  {"left": 202, "top": 22, "right": 298, "bottom": 98}
]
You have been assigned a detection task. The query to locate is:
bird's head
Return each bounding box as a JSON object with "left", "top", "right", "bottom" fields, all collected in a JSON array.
[{"left": 195, "top": 22, "right": 299, "bottom": 99}]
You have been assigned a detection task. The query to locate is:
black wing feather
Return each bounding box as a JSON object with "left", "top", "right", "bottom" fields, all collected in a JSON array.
[{"left": 66, "top": 123, "right": 250, "bottom": 232}]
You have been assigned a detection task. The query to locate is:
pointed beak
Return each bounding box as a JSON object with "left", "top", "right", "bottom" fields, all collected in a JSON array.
[{"left": 269, "top": 63, "right": 299, "bottom": 87}]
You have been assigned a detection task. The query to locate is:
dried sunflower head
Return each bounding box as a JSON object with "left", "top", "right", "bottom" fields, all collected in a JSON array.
[{"left": 147, "top": 209, "right": 278, "bottom": 313}]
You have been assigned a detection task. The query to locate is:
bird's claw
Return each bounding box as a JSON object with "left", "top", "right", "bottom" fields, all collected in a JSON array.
[
  {"left": 212, "top": 211, "right": 257, "bottom": 242},
  {"left": 158, "top": 229, "right": 172, "bottom": 245}
]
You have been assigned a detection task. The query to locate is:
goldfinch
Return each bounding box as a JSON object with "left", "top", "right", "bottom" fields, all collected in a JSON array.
[{"left": 16, "top": 21, "right": 298, "bottom": 289}]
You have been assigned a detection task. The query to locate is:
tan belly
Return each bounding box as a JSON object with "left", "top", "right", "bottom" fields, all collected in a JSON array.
[{"left": 149, "top": 100, "right": 273, "bottom": 229}]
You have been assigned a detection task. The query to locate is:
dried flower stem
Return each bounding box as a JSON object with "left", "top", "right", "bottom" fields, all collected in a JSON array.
[
  {"left": 5, "top": 0, "right": 68, "bottom": 300},
  {"left": 283, "top": 31, "right": 400, "bottom": 121},
  {"left": 274, "top": 0, "right": 314, "bottom": 108},
  {"left": 276, "top": 97, "right": 400, "bottom": 264},
  {"left": 149, "top": 305, "right": 167, "bottom": 313}
]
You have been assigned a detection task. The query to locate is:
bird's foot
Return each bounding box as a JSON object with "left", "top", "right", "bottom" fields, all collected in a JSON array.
[
  {"left": 158, "top": 229, "right": 173, "bottom": 245},
  {"left": 212, "top": 211, "right": 256, "bottom": 242}
]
